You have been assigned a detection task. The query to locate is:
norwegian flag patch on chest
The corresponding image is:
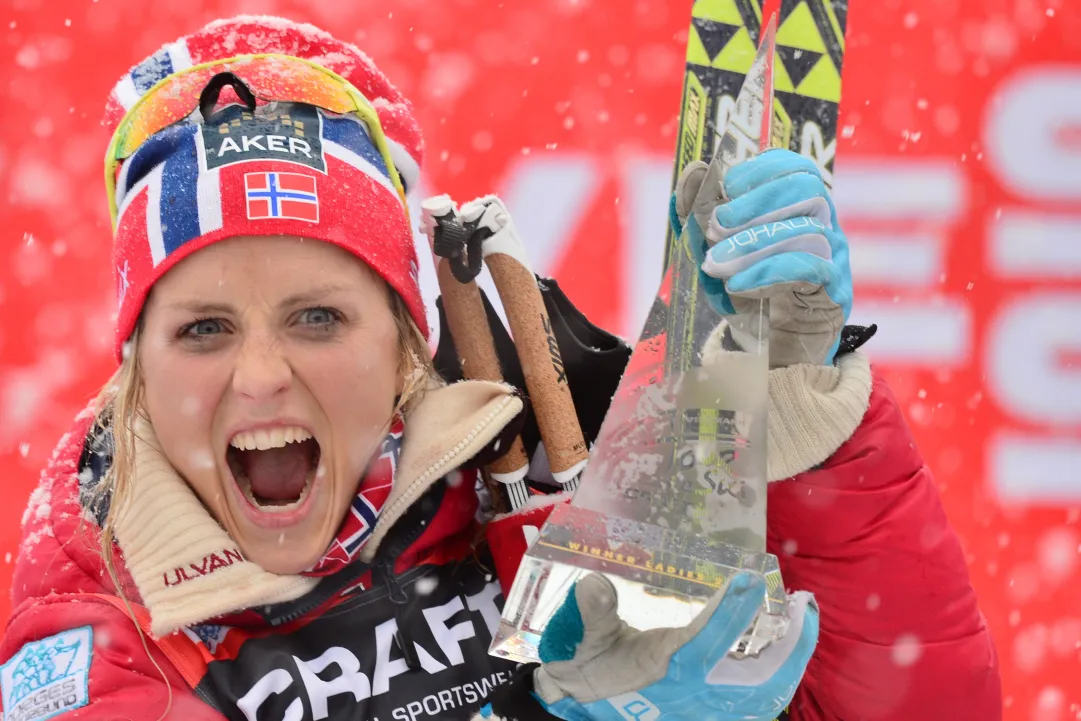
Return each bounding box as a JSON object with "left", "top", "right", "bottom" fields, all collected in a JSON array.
[{"left": 244, "top": 172, "right": 319, "bottom": 223}]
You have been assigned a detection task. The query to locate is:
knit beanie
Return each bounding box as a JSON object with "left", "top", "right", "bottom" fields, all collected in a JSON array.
[{"left": 104, "top": 15, "right": 428, "bottom": 360}]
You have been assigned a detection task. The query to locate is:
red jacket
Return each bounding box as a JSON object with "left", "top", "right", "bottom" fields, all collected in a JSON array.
[{"left": 1, "top": 359, "right": 1001, "bottom": 721}]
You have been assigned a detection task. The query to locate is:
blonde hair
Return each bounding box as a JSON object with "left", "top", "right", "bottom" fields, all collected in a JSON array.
[
  {"left": 389, "top": 289, "right": 438, "bottom": 416},
  {"left": 89, "top": 330, "right": 145, "bottom": 599}
]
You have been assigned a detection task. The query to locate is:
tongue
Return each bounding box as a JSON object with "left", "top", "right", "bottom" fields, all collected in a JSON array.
[{"left": 238, "top": 443, "right": 312, "bottom": 501}]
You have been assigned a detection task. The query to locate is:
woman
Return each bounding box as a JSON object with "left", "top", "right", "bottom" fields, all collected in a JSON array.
[{"left": 0, "top": 15, "right": 1000, "bottom": 721}]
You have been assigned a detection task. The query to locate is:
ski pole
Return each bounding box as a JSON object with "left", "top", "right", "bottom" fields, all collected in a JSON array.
[
  {"left": 421, "top": 195, "right": 532, "bottom": 510},
  {"left": 459, "top": 196, "right": 588, "bottom": 492}
]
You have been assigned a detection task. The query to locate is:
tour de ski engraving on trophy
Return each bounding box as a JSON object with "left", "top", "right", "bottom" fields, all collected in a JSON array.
[{"left": 490, "top": 15, "right": 794, "bottom": 665}]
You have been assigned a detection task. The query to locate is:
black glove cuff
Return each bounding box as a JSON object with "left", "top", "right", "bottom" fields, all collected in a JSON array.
[
  {"left": 837, "top": 323, "right": 877, "bottom": 357},
  {"left": 487, "top": 664, "right": 563, "bottom": 720}
]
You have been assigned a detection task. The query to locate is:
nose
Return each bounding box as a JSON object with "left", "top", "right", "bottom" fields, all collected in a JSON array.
[{"left": 231, "top": 334, "right": 291, "bottom": 402}]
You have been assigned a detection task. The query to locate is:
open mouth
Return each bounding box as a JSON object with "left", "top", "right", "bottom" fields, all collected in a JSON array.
[{"left": 226, "top": 427, "right": 321, "bottom": 511}]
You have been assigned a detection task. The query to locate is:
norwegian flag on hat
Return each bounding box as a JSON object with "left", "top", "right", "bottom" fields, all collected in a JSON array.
[
  {"left": 245, "top": 172, "right": 320, "bottom": 222},
  {"left": 104, "top": 15, "right": 422, "bottom": 193}
]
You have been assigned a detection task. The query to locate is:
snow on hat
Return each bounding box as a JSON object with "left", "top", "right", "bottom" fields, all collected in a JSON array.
[{"left": 105, "top": 16, "right": 428, "bottom": 361}]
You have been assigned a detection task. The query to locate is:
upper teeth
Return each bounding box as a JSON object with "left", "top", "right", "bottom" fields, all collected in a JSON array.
[{"left": 230, "top": 427, "right": 312, "bottom": 451}]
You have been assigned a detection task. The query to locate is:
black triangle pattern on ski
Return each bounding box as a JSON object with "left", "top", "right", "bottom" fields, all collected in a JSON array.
[
  {"left": 778, "top": 0, "right": 800, "bottom": 24},
  {"left": 807, "top": 0, "right": 845, "bottom": 71},
  {"left": 776, "top": 44, "right": 822, "bottom": 88},
  {"left": 692, "top": 18, "right": 743, "bottom": 62},
  {"left": 734, "top": 0, "right": 763, "bottom": 43}
]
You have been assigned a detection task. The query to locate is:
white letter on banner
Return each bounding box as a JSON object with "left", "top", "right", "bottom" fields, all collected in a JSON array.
[
  {"left": 988, "top": 292, "right": 1081, "bottom": 425},
  {"left": 985, "top": 68, "right": 1081, "bottom": 200}
]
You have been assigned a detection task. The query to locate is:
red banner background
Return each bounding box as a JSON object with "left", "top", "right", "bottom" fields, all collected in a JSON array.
[{"left": 1, "top": 0, "right": 1079, "bottom": 717}]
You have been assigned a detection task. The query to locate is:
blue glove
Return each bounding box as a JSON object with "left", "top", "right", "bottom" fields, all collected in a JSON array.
[
  {"left": 671, "top": 149, "right": 853, "bottom": 367},
  {"left": 526, "top": 572, "right": 818, "bottom": 721}
]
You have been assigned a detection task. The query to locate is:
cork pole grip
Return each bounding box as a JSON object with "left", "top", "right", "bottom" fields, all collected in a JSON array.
[
  {"left": 435, "top": 260, "right": 530, "bottom": 480},
  {"left": 483, "top": 252, "right": 588, "bottom": 483},
  {"left": 421, "top": 195, "right": 532, "bottom": 509}
]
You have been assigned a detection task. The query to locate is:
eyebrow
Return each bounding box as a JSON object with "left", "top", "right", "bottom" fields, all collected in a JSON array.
[
  {"left": 279, "top": 284, "right": 351, "bottom": 308},
  {"left": 165, "top": 285, "right": 352, "bottom": 315},
  {"left": 166, "top": 301, "right": 235, "bottom": 315}
]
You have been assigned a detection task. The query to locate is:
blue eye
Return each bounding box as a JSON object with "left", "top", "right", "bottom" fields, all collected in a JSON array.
[
  {"left": 299, "top": 307, "right": 340, "bottom": 327},
  {"left": 182, "top": 318, "right": 224, "bottom": 337}
]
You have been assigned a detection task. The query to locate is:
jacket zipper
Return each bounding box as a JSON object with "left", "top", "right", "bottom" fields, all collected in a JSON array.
[
  {"left": 262, "top": 560, "right": 371, "bottom": 627},
  {"left": 379, "top": 558, "right": 422, "bottom": 670},
  {"left": 373, "top": 481, "right": 444, "bottom": 671}
]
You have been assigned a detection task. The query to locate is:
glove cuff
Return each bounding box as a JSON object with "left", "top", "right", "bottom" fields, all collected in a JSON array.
[
  {"left": 702, "top": 322, "right": 873, "bottom": 481},
  {"left": 473, "top": 664, "right": 564, "bottom": 721},
  {"left": 767, "top": 351, "right": 872, "bottom": 481}
]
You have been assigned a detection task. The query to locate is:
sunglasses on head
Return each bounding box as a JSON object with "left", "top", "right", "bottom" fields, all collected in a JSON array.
[{"left": 105, "top": 53, "right": 407, "bottom": 227}]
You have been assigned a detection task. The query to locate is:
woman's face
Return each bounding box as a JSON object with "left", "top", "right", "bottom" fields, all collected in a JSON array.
[{"left": 139, "top": 235, "right": 402, "bottom": 575}]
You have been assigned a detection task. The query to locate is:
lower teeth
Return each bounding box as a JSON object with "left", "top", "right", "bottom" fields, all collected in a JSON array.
[{"left": 238, "top": 472, "right": 314, "bottom": 512}]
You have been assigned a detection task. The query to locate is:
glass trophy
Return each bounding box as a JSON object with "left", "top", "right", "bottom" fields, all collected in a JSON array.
[{"left": 490, "top": 17, "right": 790, "bottom": 665}]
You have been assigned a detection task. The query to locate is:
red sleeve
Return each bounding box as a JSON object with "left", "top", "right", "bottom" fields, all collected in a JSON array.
[
  {"left": 485, "top": 495, "right": 570, "bottom": 597},
  {"left": 1, "top": 595, "right": 224, "bottom": 721},
  {"left": 767, "top": 372, "right": 1002, "bottom": 721}
]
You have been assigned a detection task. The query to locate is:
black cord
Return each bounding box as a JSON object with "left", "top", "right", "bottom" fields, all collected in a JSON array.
[{"left": 198, "top": 72, "right": 258, "bottom": 125}]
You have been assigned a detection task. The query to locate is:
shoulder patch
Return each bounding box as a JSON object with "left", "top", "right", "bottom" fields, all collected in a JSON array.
[{"left": 1, "top": 626, "right": 92, "bottom": 721}]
